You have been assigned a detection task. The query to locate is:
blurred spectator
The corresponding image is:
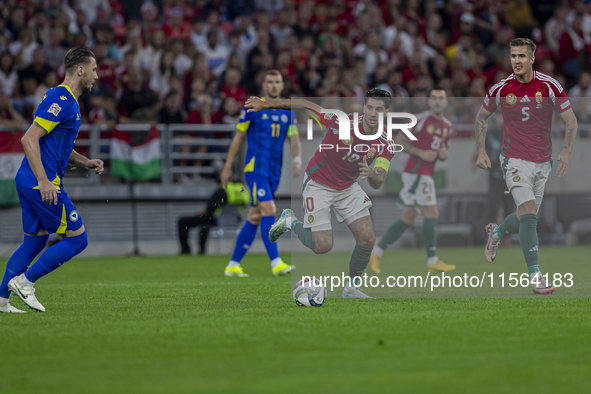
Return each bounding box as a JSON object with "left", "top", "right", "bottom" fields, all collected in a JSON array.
[
  {"left": 270, "top": 10, "right": 294, "bottom": 48},
  {"left": 0, "top": 93, "right": 24, "bottom": 128},
  {"left": 202, "top": 30, "right": 229, "bottom": 77},
  {"left": 220, "top": 68, "right": 247, "bottom": 106},
  {"left": 119, "top": 68, "right": 159, "bottom": 124},
  {"left": 170, "top": 38, "right": 192, "bottom": 78},
  {"left": 162, "top": 7, "right": 191, "bottom": 41},
  {"left": 0, "top": 52, "right": 18, "bottom": 96},
  {"left": 559, "top": 13, "right": 590, "bottom": 77},
  {"left": 160, "top": 91, "right": 186, "bottom": 124},
  {"left": 18, "top": 49, "right": 52, "bottom": 88},
  {"left": 150, "top": 52, "right": 176, "bottom": 98},
  {"left": 89, "top": 93, "right": 118, "bottom": 129},
  {"left": 33, "top": 71, "right": 58, "bottom": 113},
  {"left": 29, "top": 11, "right": 51, "bottom": 46},
  {"left": 354, "top": 32, "right": 388, "bottom": 75},
  {"left": 506, "top": 0, "right": 536, "bottom": 39},
  {"left": 8, "top": 28, "right": 40, "bottom": 70},
  {"left": 545, "top": 7, "right": 568, "bottom": 56},
  {"left": 43, "top": 27, "right": 67, "bottom": 69}
]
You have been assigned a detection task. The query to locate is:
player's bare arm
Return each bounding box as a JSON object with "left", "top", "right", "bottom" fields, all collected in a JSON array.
[
  {"left": 556, "top": 108, "right": 578, "bottom": 178},
  {"left": 245, "top": 97, "right": 323, "bottom": 114},
  {"left": 21, "top": 122, "right": 60, "bottom": 205},
  {"left": 358, "top": 155, "right": 387, "bottom": 189},
  {"left": 288, "top": 134, "right": 302, "bottom": 178},
  {"left": 221, "top": 129, "right": 246, "bottom": 187},
  {"left": 438, "top": 144, "right": 449, "bottom": 161},
  {"left": 475, "top": 106, "right": 493, "bottom": 169},
  {"left": 68, "top": 150, "right": 104, "bottom": 174},
  {"left": 397, "top": 132, "right": 438, "bottom": 163}
]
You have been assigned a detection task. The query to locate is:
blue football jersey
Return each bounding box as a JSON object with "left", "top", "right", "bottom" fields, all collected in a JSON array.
[
  {"left": 16, "top": 85, "right": 82, "bottom": 190},
  {"left": 237, "top": 105, "right": 298, "bottom": 180}
]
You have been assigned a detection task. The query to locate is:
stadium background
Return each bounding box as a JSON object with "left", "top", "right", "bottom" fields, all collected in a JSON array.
[{"left": 1, "top": 0, "right": 591, "bottom": 257}]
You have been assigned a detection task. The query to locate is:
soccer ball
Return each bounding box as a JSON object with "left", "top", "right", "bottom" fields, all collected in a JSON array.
[{"left": 293, "top": 277, "right": 326, "bottom": 307}]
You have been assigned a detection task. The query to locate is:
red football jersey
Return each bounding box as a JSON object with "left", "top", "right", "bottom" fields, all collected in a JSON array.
[
  {"left": 306, "top": 113, "right": 396, "bottom": 190},
  {"left": 483, "top": 72, "right": 571, "bottom": 163},
  {"left": 403, "top": 111, "right": 452, "bottom": 177}
]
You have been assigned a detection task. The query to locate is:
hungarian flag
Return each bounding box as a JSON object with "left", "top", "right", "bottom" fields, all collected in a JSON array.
[
  {"left": 0, "top": 131, "right": 25, "bottom": 206},
  {"left": 110, "top": 127, "right": 161, "bottom": 180}
]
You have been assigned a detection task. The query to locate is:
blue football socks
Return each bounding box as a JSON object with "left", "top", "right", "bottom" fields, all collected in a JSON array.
[
  {"left": 0, "top": 234, "right": 48, "bottom": 298},
  {"left": 260, "top": 216, "right": 280, "bottom": 261},
  {"left": 230, "top": 221, "right": 258, "bottom": 264},
  {"left": 24, "top": 232, "right": 88, "bottom": 283}
]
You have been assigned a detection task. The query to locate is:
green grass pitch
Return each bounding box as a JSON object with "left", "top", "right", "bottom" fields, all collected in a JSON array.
[{"left": 1, "top": 246, "right": 590, "bottom": 394}]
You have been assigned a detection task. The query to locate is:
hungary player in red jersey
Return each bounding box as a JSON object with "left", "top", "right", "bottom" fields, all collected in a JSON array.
[
  {"left": 369, "top": 88, "right": 456, "bottom": 274},
  {"left": 245, "top": 89, "right": 396, "bottom": 299},
  {"left": 475, "top": 38, "right": 578, "bottom": 295}
]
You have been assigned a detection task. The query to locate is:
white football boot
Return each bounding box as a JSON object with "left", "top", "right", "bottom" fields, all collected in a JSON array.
[
  {"left": 8, "top": 274, "right": 46, "bottom": 312},
  {"left": 484, "top": 223, "right": 501, "bottom": 263},
  {"left": 531, "top": 272, "right": 556, "bottom": 295},
  {"left": 342, "top": 285, "right": 373, "bottom": 299},
  {"left": 0, "top": 300, "right": 26, "bottom": 313}
]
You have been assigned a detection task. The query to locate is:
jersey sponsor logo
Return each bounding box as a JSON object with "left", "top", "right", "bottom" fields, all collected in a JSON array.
[
  {"left": 363, "top": 196, "right": 371, "bottom": 203},
  {"left": 257, "top": 188, "right": 266, "bottom": 197},
  {"left": 60, "top": 96, "right": 67, "bottom": 101},
  {"left": 513, "top": 175, "right": 521, "bottom": 182},
  {"left": 520, "top": 95, "right": 531, "bottom": 103},
  {"left": 535, "top": 91, "right": 543, "bottom": 104},
  {"left": 307, "top": 215, "right": 314, "bottom": 224},
  {"left": 262, "top": 113, "right": 269, "bottom": 120},
  {"left": 426, "top": 124, "right": 435, "bottom": 134},
  {"left": 272, "top": 115, "right": 279, "bottom": 121},
  {"left": 69, "top": 211, "right": 79, "bottom": 222},
  {"left": 506, "top": 94, "right": 517, "bottom": 105},
  {"left": 48, "top": 103, "right": 62, "bottom": 116},
  {"left": 281, "top": 114, "right": 288, "bottom": 123}
]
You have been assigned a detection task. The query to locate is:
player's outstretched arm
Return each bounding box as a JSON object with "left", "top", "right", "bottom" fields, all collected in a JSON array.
[
  {"left": 21, "top": 122, "right": 60, "bottom": 205},
  {"left": 288, "top": 134, "right": 302, "bottom": 177},
  {"left": 221, "top": 130, "right": 246, "bottom": 187},
  {"left": 475, "top": 106, "right": 493, "bottom": 169},
  {"left": 556, "top": 108, "right": 578, "bottom": 178},
  {"left": 69, "top": 150, "right": 104, "bottom": 174},
  {"left": 245, "top": 97, "right": 323, "bottom": 113},
  {"left": 396, "top": 132, "right": 437, "bottom": 162}
]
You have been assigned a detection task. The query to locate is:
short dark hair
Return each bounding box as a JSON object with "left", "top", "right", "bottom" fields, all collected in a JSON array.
[
  {"left": 264, "top": 69, "right": 282, "bottom": 79},
  {"left": 64, "top": 47, "right": 95, "bottom": 75},
  {"left": 365, "top": 88, "right": 392, "bottom": 109},
  {"left": 428, "top": 87, "right": 447, "bottom": 97},
  {"left": 509, "top": 38, "right": 536, "bottom": 57}
]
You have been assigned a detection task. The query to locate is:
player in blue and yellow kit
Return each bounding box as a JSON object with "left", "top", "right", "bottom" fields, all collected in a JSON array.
[
  {"left": 221, "top": 70, "right": 301, "bottom": 277},
  {"left": 0, "top": 48, "right": 101, "bottom": 313}
]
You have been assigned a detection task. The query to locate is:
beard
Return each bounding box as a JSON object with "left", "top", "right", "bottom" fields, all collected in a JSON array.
[{"left": 79, "top": 79, "right": 93, "bottom": 94}]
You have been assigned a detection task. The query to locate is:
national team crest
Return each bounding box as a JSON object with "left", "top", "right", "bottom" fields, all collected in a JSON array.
[
  {"left": 342, "top": 137, "right": 353, "bottom": 145},
  {"left": 535, "top": 91, "right": 543, "bottom": 104},
  {"left": 48, "top": 103, "right": 61, "bottom": 116},
  {"left": 426, "top": 196, "right": 432, "bottom": 202},
  {"left": 271, "top": 115, "right": 279, "bottom": 122},
  {"left": 367, "top": 147, "right": 377, "bottom": 159},
  {"left": 513, "top": 175, "right": 521, "bottom": 182},
  {"left": 506, "top": 94, "right": 517, "bottom": 105},
  {"left": 307, "top": 215, "right": 314, "bottom": 224},
  {"left": 426, "top": 124, "right": 435, "bottom": 134}
]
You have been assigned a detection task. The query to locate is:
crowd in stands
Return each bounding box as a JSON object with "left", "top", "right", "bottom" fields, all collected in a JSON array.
[{"left": 1, "top": 0, "right": 591, "bottom": 133}]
